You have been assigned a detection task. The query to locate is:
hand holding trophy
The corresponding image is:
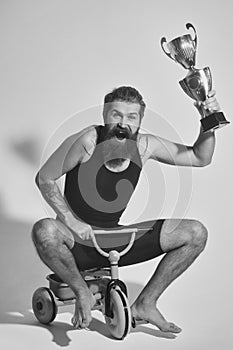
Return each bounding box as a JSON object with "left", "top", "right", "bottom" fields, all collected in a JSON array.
[{"left": 161, "top": 23, "right": 230, "bottom": 132}]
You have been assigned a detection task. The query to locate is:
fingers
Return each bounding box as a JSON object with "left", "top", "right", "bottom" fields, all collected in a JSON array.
[
  {"left": 82, "top": 229, "right": 94, "bottom": 240},
  {"left": 68, "top": 218, "right": 94, "bottom": 241},
  {"left": 203, "top": 92, "right": 220, "bottom": 112},
  {"left": 79, "top": 225, "right": 94, "bottom": 240},
  {"left": 71, "top": 315, "right": 80, "bottom": 328},
  {"left": 207, "top": 89, "right": 216, "bottom": 98},
  {"left": 71, "top": 310, "right": 84, "bottom": 328},
  {"left": 83, "top": 226, "right": 94, "bottom": 240},
  {"left": 72, "top": 295, "right": 93, "bottom": 329},
  {"left": 194, "top": 90, "right": 220, "bottom": 113},
  {"left": 71, "top": 314, "right": 92, "bottom": 329},
  {"left": 94, "top": 292, "right": 102, "bottom": 300}
]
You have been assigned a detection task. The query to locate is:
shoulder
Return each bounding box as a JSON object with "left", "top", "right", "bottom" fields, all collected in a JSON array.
[
  {"left": 137, "top": 132, "right": 159, "bottom": 163},
  {"left": 66, "top": 125, "right": 97, "bottom": 160},
  {"left": 60, "top": 125, "right": 97, "bottom": 173},
  {"left": 74, "top": 124, "right": 97, "bottom": 146},
  {"left": 38, "top": 125, "right": 98, "bottom": 180},
  {"left": 64, "top": 124, "right": 97, "bottom": 146}
]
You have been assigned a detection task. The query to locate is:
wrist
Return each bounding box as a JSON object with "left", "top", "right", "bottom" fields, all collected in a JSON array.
[
  {"left": 200, "top": 126, "right": 215, "bottom": 135},
  {"left": 58, "top": 211, "right": 74, "bottom": 225}
]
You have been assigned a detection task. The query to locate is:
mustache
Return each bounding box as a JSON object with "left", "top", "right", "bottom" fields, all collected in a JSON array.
[
  {"left": 100, "top": 124, "right": 139, "bottom": 163},
  {"left": 104, "top": 124, "right": 133, "bottom": 140}
]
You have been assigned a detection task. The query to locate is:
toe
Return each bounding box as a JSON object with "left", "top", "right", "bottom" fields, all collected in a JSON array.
[
  {"left": 81, "top": 317, "right": 91, "bottom": 329},
  {"left": 170, "top": 323, "right": 182, "bottom": 332},
  {"left": 164, "top": 323, "right": 182, "bottom": 333},
  {"left": 71, "top": 316, "right": 79, "bottom": 328}
]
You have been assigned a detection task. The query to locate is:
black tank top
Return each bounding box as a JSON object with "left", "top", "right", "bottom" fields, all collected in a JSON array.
[{"left": 64, "top": 125, "right": 142, "bottom": 228}]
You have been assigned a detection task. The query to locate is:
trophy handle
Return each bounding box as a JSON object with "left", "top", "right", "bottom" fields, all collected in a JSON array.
[
  {"left": 186, "top": 23, "right": 197, "bottom": 48},
  {"left": 160, "top": 37, "right": 176, "bottom": 62}
]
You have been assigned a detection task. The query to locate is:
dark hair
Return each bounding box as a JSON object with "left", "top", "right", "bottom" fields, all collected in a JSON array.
[{"left": 104, "top": 86, "right": 146, "bottom": 118}]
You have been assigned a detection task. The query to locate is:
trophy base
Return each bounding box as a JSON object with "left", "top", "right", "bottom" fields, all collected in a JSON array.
[{"left": 200, "top": 112, "right": 230, "bottom": 132}]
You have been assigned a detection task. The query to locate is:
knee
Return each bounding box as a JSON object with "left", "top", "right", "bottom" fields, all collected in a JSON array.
[
  {"left": 188, "top": 220, "right": 208, "bottom": 252},
  {"left": 31, "top": 218, "right": 59, "bottom": 251}
]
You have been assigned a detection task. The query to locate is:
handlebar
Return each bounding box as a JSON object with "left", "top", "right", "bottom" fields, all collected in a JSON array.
[
  {"left": 92, "top": 227, "right": 151, "bottom": 258},
  {"left": 93, "top": 228, "right": 139, "bottom": 234}
]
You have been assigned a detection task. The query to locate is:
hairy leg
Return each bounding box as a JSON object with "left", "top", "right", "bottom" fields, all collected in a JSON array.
[
  {"left": 31, "top": 218, "right": 96, "bottom": 329},
  {"left": 131, "top": 218, "right": 208, "bottom": 333}
]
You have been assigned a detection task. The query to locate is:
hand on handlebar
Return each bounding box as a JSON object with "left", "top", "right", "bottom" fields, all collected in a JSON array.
[{"left": 65, "top": 215, "right": 94, "bottom": 240}]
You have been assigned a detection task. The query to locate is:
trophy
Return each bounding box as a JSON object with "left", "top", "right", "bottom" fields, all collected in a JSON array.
[{"left": 160, "top": 23, "right": 230, "bottom": 132}]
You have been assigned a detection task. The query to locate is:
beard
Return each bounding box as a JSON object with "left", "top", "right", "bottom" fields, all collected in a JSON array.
[{"left": 100, "top": 124, "right": 139, "bottom": 168}]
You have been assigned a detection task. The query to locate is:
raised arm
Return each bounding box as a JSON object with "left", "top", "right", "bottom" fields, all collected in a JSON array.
[
  {"left": 147, "top": 91, "right": 219, "bottom": 167},
  {"left": 147, "top": 129, "right": 215, "bottom": 167}
]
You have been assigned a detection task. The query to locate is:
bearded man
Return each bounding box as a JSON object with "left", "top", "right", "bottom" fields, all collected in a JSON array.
[{"left": 32, "top": 86, "right": 219, "bottom": 333}]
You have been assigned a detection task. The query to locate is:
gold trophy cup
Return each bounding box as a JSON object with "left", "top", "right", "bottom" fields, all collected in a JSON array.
[{"left": 161, "top": 23, "right": 230, "bottom": 132}]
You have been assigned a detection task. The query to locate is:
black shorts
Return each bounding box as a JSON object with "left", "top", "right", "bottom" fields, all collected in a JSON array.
[{"left": 71, "top": 219, "right": 165, "bottom": 271}]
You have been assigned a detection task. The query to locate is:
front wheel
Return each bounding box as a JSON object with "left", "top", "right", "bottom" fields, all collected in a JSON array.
[
  {"left": 104, "top": 287, "right": 131, "bottom": 340},
  {"left": 32, "top": 287, "right": 57, "bottom": 324}
]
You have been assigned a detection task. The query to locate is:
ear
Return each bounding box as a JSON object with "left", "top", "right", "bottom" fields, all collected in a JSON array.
[
  {"left": 102, "top": 111, "right": 106, "bottom": 124},
  {"left": 102, "top": 103, "right": 109, "bottom": 123}
]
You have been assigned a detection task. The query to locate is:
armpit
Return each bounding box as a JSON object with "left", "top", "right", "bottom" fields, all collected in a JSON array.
[{"left": 137, "top": 134, "right": 149, "bottom": 163}]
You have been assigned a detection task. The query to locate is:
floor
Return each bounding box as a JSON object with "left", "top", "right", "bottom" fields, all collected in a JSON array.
[{"left": 0, "top": 218, "right": 232, "bottom": 350}]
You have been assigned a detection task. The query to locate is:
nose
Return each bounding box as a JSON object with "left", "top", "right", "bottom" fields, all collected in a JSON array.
[
  {"left": 117, "top": 123, "right": 128, "bottom": 132},
  {"left": 118, "top": 116, "right": 128, "bottom": 129},
  {"left": 117, "top": 122, "right": 124, "bottom": 129}
]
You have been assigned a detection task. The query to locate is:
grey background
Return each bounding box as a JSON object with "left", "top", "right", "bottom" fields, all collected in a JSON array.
[{"left": 0, "top": 0, "right": 232, "bottom": 349}]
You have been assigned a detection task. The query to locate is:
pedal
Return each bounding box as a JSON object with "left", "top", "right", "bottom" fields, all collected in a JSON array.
[{"left": 131, "top": 317, "right": 149, "bottom": 328}]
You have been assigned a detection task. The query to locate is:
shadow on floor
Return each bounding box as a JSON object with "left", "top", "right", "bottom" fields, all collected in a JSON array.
[{"left": 0, "top": 217, "right": 176, "bottom": 346}]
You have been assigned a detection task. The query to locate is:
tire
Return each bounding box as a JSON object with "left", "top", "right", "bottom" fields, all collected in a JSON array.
[
  {"left": 32, "top": 287, "right": 58, "bottom": 324},
  {"left": 105, "top": 287, "right": 131, "bottom": 340}
]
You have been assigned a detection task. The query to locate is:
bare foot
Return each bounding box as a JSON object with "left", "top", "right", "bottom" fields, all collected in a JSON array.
[
  {"left": 131, "top": 302, "right": 182, "bottom": 333},
  {"left": 71, "top": 288, "right": 97, "bottom": 329}
]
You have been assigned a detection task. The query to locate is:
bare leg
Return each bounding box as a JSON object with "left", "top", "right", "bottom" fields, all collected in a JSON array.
[
  {"left": 31, "top": 218, "right": 96, "bottom": 329},
  {"left": 131, "top": 219, "right": 208, "bottom": 333}
]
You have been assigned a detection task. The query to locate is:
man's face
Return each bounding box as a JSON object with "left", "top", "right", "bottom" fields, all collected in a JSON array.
[
  {"left": 104, "top": 101, "right": 141, "bottom": 134},
  {"left": 101, "top": 101, "right": 142, "bottom": 166}
]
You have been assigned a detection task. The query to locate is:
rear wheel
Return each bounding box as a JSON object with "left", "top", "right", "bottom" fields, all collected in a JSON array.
[
  {"left": 32, "top": 287, "right": 57, "bottom": 324},
  {"left": 105, "top": 287, "right": 131, "bottom": 340}
]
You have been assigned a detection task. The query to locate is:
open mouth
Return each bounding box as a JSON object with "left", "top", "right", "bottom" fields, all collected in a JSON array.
[
  {"left": 115, "top": 135, "right": 126, "bottom": 141},
  {"left": 115, "top": 130, "right": 129, "bottom": 141}
]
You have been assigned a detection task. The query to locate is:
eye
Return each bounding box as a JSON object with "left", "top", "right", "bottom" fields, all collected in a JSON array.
[
  {"left": 112, "top": 112, "right": 121, "bottom": 119},
  {"left": 128, "top": 115, "right": 137, "bottom": 121}
]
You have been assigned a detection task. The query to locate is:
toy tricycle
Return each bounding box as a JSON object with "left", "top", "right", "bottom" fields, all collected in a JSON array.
[{"left": 32, "top": 227, "right": 148, "bottom": 340}]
